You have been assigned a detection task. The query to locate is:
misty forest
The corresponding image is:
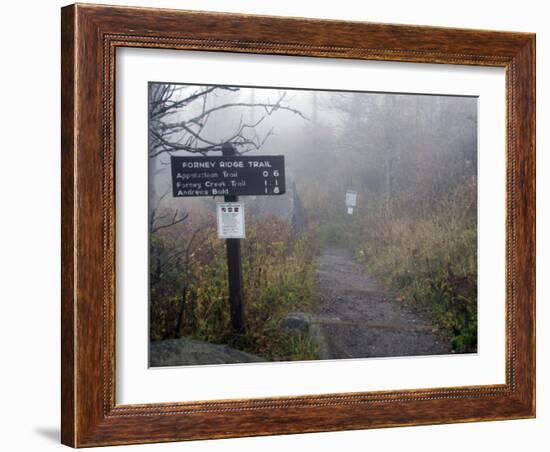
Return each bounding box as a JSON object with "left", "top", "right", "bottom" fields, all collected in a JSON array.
[{"left": 148, "top": 83, "right": 477, "bottom": 366}]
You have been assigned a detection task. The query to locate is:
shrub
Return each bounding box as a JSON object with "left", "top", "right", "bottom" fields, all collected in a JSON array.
[{"left": 149, "top": 214, "right": 320, "bottom": 361}]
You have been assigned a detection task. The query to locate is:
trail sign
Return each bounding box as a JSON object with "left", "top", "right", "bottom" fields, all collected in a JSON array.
[
  {"left": 345, "top": 190, "right": 358, "bottom": 207},
  {"left": 345, "top": 190, "right": 358, "bottom": 215},
  {"left": 171, "top": 155, "right": 285, "bottom": 197}
]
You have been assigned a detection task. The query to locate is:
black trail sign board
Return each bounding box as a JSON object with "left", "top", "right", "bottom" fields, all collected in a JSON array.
[{"left": 170, "top": 155, "right": 285, "bottom": 197}]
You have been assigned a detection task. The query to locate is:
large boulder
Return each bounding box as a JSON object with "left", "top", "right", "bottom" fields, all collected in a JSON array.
[{"left": 149, "top": 338, "right": 265, "bottom": 367}]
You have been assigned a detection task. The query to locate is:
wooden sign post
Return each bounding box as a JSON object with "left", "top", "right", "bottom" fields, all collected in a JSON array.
[{"left": 221, "top": 143, "right": 245, "bottom": 335}]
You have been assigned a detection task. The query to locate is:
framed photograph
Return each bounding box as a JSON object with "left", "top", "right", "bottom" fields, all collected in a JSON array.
[{"left": 61, "top": 3, "right": 535, "bottom": 447}]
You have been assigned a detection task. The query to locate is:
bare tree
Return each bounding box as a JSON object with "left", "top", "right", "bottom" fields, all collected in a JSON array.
[
  {"left": 148, "top": 83, "right": 308, "bottom": 235},
  {"left": 149, "top": 191, "right": 189, "bottom": 234},
  {"left": 149, "top": 84, "right": 308, "bottom": 158}
]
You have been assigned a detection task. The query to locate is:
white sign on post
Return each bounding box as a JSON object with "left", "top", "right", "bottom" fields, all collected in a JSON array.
[
  {"left": 216, "top": 202, "right": 246, "bottom": 239},
  {"left": 345, "top": 190, "right": 358, "bottom": 207},
  {"left": 345, "top": 190, "right": 358, "bottom": 215}
]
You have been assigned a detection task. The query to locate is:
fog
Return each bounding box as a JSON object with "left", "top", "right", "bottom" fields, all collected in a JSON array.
[
  {"left": 149, "top": 83, "right": 477, "bottom": 230},
  {"left": 148, "top": 83, "right": 479, "bottom": 356}
]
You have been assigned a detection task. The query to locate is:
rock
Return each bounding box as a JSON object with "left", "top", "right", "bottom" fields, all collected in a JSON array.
[
  {"left": 280, "top": 312, "right": 312, "bottom": 333},
  {"left": 149, "top": 338, "right": 265, "bottom": 367}
]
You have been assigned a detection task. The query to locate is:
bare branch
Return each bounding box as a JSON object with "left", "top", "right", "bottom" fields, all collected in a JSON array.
[
  {"left": 151, "top": 209, "right": 189, "bottom": 234},
  {"left": 148, "top": 85, "right": 309, "bottom": 158}
]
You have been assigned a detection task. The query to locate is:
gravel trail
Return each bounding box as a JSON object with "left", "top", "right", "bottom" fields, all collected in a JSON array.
[{"left": 310, "top": 247, "right": 450, "bottom": 359}]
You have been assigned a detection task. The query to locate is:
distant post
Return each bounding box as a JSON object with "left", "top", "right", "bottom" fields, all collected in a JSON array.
[{"left": 222, "top": 143, "right": 245, "bottom": 335}]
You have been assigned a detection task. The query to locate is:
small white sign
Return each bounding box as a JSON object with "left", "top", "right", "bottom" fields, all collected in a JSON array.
[
  {"left": 347, "top": 207, "right": 354, "bottom": 215},
  {"left": 216, "top": 202, "right": 246, "bottom": 239},
  {"left": 345, "top": 190, "right": 358, "bottom": 207}
]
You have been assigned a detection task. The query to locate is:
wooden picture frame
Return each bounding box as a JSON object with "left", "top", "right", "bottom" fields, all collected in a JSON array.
[{"left": 61, "top": 3, "right": 535, "bottom": 447}]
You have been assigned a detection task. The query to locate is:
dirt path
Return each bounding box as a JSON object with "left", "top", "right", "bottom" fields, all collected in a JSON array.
[{"left": 308, "top": 247, "right": 449, "bottom": 359}]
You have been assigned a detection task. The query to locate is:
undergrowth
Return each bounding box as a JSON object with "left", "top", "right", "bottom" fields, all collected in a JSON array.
[
  {"left": 150, "top": 214, "right": 319, "bottom": 361},
  {"left": 352, "top": 186, "right": 478, "bottom": 353}
]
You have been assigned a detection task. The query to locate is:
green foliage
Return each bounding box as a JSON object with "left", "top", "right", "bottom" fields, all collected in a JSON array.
[
  {"left": 149, "top": 214, "right": 319, "bottom": 361},
  {"left": 407, "top": 265, "right": 477, "bottom": 353},
  {"left": 350, "top": 184, "right": 478, "bottom": 353}
]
